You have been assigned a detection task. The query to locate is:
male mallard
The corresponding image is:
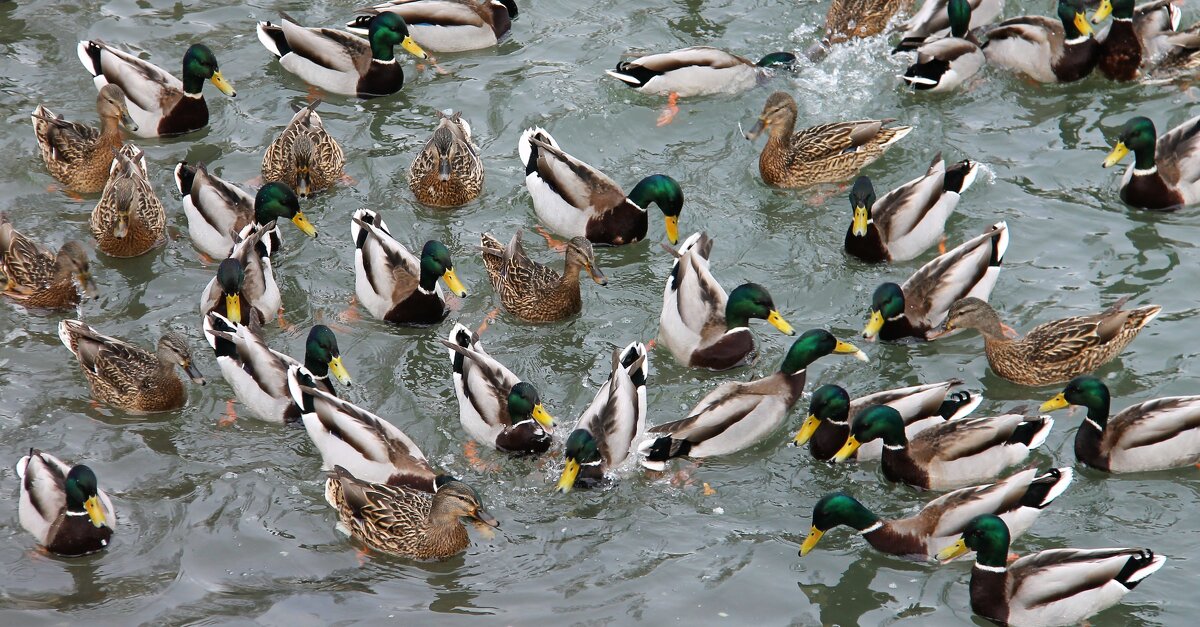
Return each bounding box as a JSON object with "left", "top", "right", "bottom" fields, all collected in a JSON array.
[
  {"left": 820, "top": 0, "right": 910, "bottom": 45},
  {"left": 518, "top": 127, "right": 684, "bottom": 246},
  {"left": 442, "top": 323, "right": 555, "bottom": 454},
  {"left": 31, "top": 84, "right": 136, "bottom": 193},
  {"left": 262, "top": 101, "right": 345, "bottom": 198},
  {"left": 605, "top": 46, "right": 796, "bottom": 98},
  {"left": 16, "top": 450, "right": 115, "bottom": 556},
  {"left": 834, "top": 405, "right": 1053, "bottom": 490},
  {"left": 479, "top": 230, "right": 606, "bottom": 323},
  {"left": 941, "top": 296, "right": 1160, "bottom": 386},
  {"left": 351, "top": 208, "right": 466, "bottom": 325},
  {"left": 257, "top": 12, "right": 427, "bottom": 98},
  {"left": 1102, "top": 115, "right": 1200, "bottom": 210},
  {"left": 175, "top": 173, "right": 316, "bottom": 259},
  {"left": 799, "top": 466, "right": 1072, "bottom": 560},
  {"left": 1041, "top": 375, "right": 1200, "bottom": 472},
  {"left": 937, "top": 515, "right": 1165, "bottom": 626},
  {"left": 556, "top": 342, "right": 648, "bottom": 492},
  {"left": 347, "top": 0, "right": 518, "bottom": 52},
  {"left": 745, "top": 92, "right": 911, "bottom": 188},
  {"left": 980, "top": 0, "right": 1099, "bottom": 83},
  {"left": 658, "top": 232, "right": 796, "bottom": 370},
  {"left": 58, "top": 319, "right": 205, "bottom": 412},
  {"left": 409, "top": 111, "right": 483, "bottom": 208},
  {"left": 897, "top": 0, "right": 987, "bottom": 92},
  {"left": 899, "top": 0, "right": 1005, "bottom": 40},
  {"left": 91, "top": 144, "right": 165, "bottom": 258},
  {"left": 861, "top": 221, "right": 1008, "bottom": 341},
  {"left": 77, "top": 41, "right": 235, "bottom": 137},
  {"left": 0, "top": 215, "right": 96, "bottom": 308},
  {"left": 638, "top": 329, "right": 867, "bottom": 470},
  {"left": 1091, "top": 0, "right": 1180, "bottom": 81},
  {"left": 200, "top": 228, "right": 279, "bottom": 330}
]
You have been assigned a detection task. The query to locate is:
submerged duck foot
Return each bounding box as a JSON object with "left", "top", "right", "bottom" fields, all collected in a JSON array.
[{"left": 655, "top": 92, "right": 680, "bottom": 127}]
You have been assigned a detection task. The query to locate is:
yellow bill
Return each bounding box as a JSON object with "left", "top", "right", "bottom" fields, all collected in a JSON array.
[
  {"left": 84, "top": 495, "right": 107, "bottom": 528},
  {"left": 292, "top": 211, "right": 318, "bottom": 237},
  {"left": 832, "top": 435, "right": 862, "bottom": 462},
  {"left": 226, "top": 293, "right": 242, "bottom": 324},
  {"left": 1102, "top": 141, "right": 1129, "bottom": 168},
  {"left": 1040, "top": 393, "right": 1070, "bottom": 413},
  {"left": 799, "top": 526, "right": 824, "bottom": 557},
  {"left": 861, "top": 309, "right": 884, "bottom": 339},
  {"left": 532, "top": 403, "right": 555, "bottom": 428},
  {"left": 664, "top": 215, "right": 679, "bottom": 245},
  {"left": 329, "top": 356, "right": 352, "bottom": 385},
  {"left": 1074, "top": 11, "right": 1094, "bottom": 36},
  {"left": 767, "top": 310, "right": 796, "bottom": 336},
  {"left": 1091, "top": 0, "right": 1113, "bottom": 23},
  {"left": 834, "top": 340, "right": 869, "bottom": 362},
  {"left": 793, "top": 414, "right": 821, "bottom": 446},
  {"left": 210, "top": 70, "right": 237, "bottom": 97},
  {"left": 852, "top": 205, "right": 869, "bottom": 236},
  {"left": 401, "top": 36, "right": 428, "bottom": 60},
  {"left": 556, "top": 459, "right": 580, "bottom": 493},
  {"left": 442, "top": 268, "right": 467, "bottom": 297},
  {"left": 936, "top": 538, "right": 970, "bottom": 562}
]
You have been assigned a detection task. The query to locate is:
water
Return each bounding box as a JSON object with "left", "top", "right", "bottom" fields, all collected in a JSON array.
[{"left": 0, "top": 0, "right": 1196, "bottom": 624}]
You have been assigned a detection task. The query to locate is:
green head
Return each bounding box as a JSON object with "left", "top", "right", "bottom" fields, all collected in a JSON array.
[
  {"left": 1103, "top": 117, "right": 1159, "bottom": 171},
  {"left": 938, "top": 514, "right": 1011, "bottom": 567},
  {"left": 305, "top": 325, "right": 352, "bottom": 385},
  {"left": 1057, "top": 0, "right": 1094, "bottom": 39},
  {"left": 626, "top": 174, "right": 684, "bottom": 245},
  {"left": 255, "top": 182, "right": 316, "bottom": 237},
  {"left": 799, "top": 492, "right": 881, "bottom": 556},
  {"left": 182, "top": 44, "right": 235, "bottom": 97},
  {"left": 217, "top": 258, "right": 244, "bottom": 296},
  {"left": 781, "top": 330, "right": 867, "bottom": 374},
  {"left": 725, "top": 283, "right": 795, "bottom": 335},
  {"left": 848, "top": 176, "right": 876, "bottom": 237},
  {"left": 507, "top": 382, "right": 554, "bottom": 428},
  {"left": 556, "top": 428, "right": 598, "bottom": 493},
  {"left": 756, "top": 52, "right": 798, "bottom": 68},
  {"left": 367, "top": 12, "right": 427, "bottom": 62},
  {"left": 419, "top": 240, "right": 467, "bottom": 296},
  {"left": 861, "top": 282, "right": 905, "bottom": 339},
  {"left": 65, "top": 464, "right": 108, "bottom": 528},
  {"left": 808, "top": 384, "right": 851, "bottom": 423},
  {"left": 833, "top": 405, "right": 904, "bottom": 461},
  {"left": 1041, "top": 375, "right": 1111, "bottom": 427},
  {"left": 1092, "top": 0, "right": 1135, "bottom": 22},
  {"left": 947, "top": 0, "right": 973, "bottom": 38}
]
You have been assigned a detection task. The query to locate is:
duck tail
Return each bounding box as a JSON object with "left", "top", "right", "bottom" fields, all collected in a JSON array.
[
  {"left": 988, "top": 221, "right": 1009, "bottom": 267},
  {"left": 445, "top": 322, "right": 476, "bottom": 374},
  {"left": 1116, "top": 550, "right": 1166, "bottom": 589},
  {"left": 638, "top": 436, "right": 690, "bottom": 469},
  {"left": 943, "top": 159, "right": 980, "bottom": 195},
  {"left": 938, "top": 390, "right": 982, "bottom": 421},
  {"left": 1009, "top": 416, "right": 1053, "bottom": 450},
  {"left": 1019, "top": 467, "right": 1074, "bottom": 509},
  {"left": 256, "top": 21, "right": 290, "bottom": 58},
  {"left": 617, "top": 341, "right": 649, "bottom": 388},
  {"left": 77, "top": 40, "right": 103, "bottom": 77}
]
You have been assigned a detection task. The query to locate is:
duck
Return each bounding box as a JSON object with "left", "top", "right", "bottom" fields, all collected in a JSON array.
[
  {"left": 518, "top": 127, "right": 684, "bottom": 246},
  {"left": 819, "top": 0, "right": 910, "bottom": 46},
  {"left": 604, "top": 46, "right": 797, "bottom": 98},
  {"left": 261, "top": 101, "right": 345, "bottom": 198},
  {"left": 941, "top": 296, "right": 1160, "bottom": 386},
  {"left": 58, "top": 319, "right": 206, "bottom": 412},
  {"left": 834, "top": 405, "right": 1054, "bottom": 490},
  {"left": 409, "top": 110, "right": 484, "bottom": 208},
  {"left": 1101, "top": 114, "right": 1200, "bottom": 210},
  {"left": 744, "top": 92, "right": 911, "bottom": 188},
  {"left": 479, "top": 230, "right": 607, "bottom": 323},
  {"left": 175, "top": 173, "right": 316, "bottom": 260},
  {"left": 91, "top": 144, "right": 165, "bottom": 258},
  {"left": 979, "top": 0, "right": 1099, "bottom": 83},
  {"left": 16, "top": 450, "right": 115, "bottom": 556},
  {"left": 0, "top": 214, "right": 96, "bottom": 308},
  {"left": 1091, "top": 0, "right": 1180, "bottom": 81},
  {"left": 792, "top": 381, "right": 982, "bottom": 461},
  {"left": 937, "top": 514, "right": 1165, "bottom": 627},
  {"left": 1144, "top": 22, "right": 1200, "bottom": 81},
  {"left": 844, "top": 154, "right": 980, "bottom": 262},
  {"left": 556, "top": 342, "right": 648, "bottom": 492},
  {"left": 257, "top": 12, "right": 427, "bottom": 98},
  {"left": 77, "top": 40, "right": 235, "bottom": 137},
  {"left": 896, "top": 0, "right": 987, "bottom": 92},
  {"left": 326, "top": 467, "right": 498, "bottom": 560},
  {"left": 31, "top": 84, "right": 136, "bottom": 193},
  {"left": 638, "top": 329, "right": 867, "bottom": 470},
  {"left": 799, "top": 466, "right": 1072, "bottom": 560},
  {"left": 442, "top": 322, "right": 555, "bottom": 454},
  {"left": 347, "top": 0, "right": 518, "bottom": 52},
  {"left": 351, "top": 208, "right": 466, "bottom": 325},
  {"left": 658, "top": 232, "right": 796, "bottom": 370},
  {"left": 899, "top": 0, "right": 1005, "bottom": 41},
  {"left": 861, "top": 221, "right": 1008, "bottom": 342},
  {"left": 1041, "top": 375, "right": 1200, "bottom": 472},
  {"left": 199, "top": 228, "right": 278, "bottom": 330}
]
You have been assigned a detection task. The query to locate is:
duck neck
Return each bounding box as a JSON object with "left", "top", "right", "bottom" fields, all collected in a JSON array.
[
  {"left": 1132, "top": 144, "right": 1157, "bottom": 173},
  {"left": 371, "top": 38, "right": 395, "bottom": 62},
  {"left": 766, "top": 112, "right": 796, "bottom": 145},
  {"left": 560, "top": 255, "right": 585, "bottom": 289}
]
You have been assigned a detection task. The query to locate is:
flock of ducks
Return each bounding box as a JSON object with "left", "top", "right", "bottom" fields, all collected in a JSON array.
[{"left": 4, "top": 0, "right": 1200, "bottom": 624}]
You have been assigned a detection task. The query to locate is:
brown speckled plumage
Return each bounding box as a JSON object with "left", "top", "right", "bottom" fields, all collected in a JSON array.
[
  {"left": 31, "top": 85, "right": 133, "bottom": 193},
  {"left": 822, "top": 0, "right": 911, "bottom": 44},
  {"left": 480, "top": 231, "right": 607, "bottom": 323},
  {"left": 0, "top": 215, "right": 95, "bottom": 309},
  {"left": 91, "top": 145, "right": 165, "bottom": 258},
  {"left": 409, "top": 111, "right": 483, "bottom": 208},
  {"left": 262, "top": 101, "right": 344, "bottom": 197}
]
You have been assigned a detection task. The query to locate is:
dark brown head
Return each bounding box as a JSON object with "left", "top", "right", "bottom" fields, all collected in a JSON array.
[
  {"left": 565, "top": 237, "right": 607, "bottom": 285},
  {"left": 943, "top": 297, "right": 1007, "bottom": 339},
  {"left": 745, "top": 92, "right": 798, "bottom": 141},
  {"left": 55, "top": 241, "right": 97, "bottom": 298}
]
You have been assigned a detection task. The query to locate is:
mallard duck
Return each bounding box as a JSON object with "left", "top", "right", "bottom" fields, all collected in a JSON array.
[
  {"left": 518, "top": 127, "right": 684, "bottom": 246},
  {"left": 744, "top": 92, "right": 912, "bottom": 188},
  {"left": 257, "top": 12, "right": 427, "bottom": 98},
  {"left": 834, "top": 405, "right": 1054, "bottom": 490},
  {"left": 58, "top": 320, "right": 205, "bottom": 412},
  {"left": 799, "top": 466, "right": 1072, "bottom": 560},
  {"left": 31, "top": 84, "right": 136, "bottom": 193},
  {"left": 1102, "top": 115, "right": 1200, "bottom": 210},
  {"left": 347, "top": 0, "right": 517, "bottom": 52},
  {"left": 897, "top": 0, "right": 987, "bottom": 92},
  {"left": 793, "top": 381, "right": 982, "bottom": 461},
  {"left": 442, "top": 323, "right": 555, "bottom": 454},
  {"left": 937, "top": 515, "right": 1165, "bottom": 627},
  {"left": 77, "top": 41, "right": 235, "bottom": 137},
  {"left": 16, "top": 450, "right": 115, "bottom": 556},
  {"left": 479, "top": 230, "right": 606, "bottom": 323},
  {"left": 261, "top": 101, "right": 345, "bottom": 198},
  {"left": 175, "top": 173, "right": 315, "bottom": 259},
  {"left": 0, "top": 214, "right": 96, "bottom": 308},
  {"left": 942, "top": 296, "right": 1160, "bottom": 386},
  {"left": 605, "top": 46, "right": 796, "bottom": 97},
  {"left": 1041, "top": 375, "right": 1200, "bottom": 472},
  {"left": 638, "top": 329, "right": 867, "bottom": 469},
  {"left": 899, "top": 0, "right": 1005, "bottom": 40},
  {"left": 845, "top": 155, "right": 979, "bottom": 262},
  {"left": 1092, "top": 0, "right": 1180, "bottom": 80},
  {"left": 91, "top": 144, "right": 165, "bottom": 258},
  {"left": 820, "top": 0, "right": 910, "bottom": 45},
  {"left": 199, "top": 228, "right": 278, "bottom": 330},
  {"left": 351, "top": 208, "right": 466, "bottom": 325},
  {"left": 658, "top": 232, "right": 796, "bottom": 370},
  {"left": 326, "top": 467, "right": 497, "bottom": 560},
  {"left": 1144, "top": 21, "right": 1200, "bottom": 81},
  {"left": 980, "top": 0, "right": 1099, "bottom": 83},
  {"left": 556, "top": 342, "right": 648, "bottom": 492},
  {"left": 409, "top": 111, "right": 483, "bottom": 208},
  {"left": 861, "top": 221, "right": 1008, "bottom": 341}
]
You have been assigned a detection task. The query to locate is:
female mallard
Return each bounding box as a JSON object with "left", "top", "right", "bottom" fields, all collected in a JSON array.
[
  {"left": 257, "top": 12, "right": 427, "bottom": 98},
  {"left": 799, "top": 466, "right": 1072, "bottom": 560},
  {"left": 556, "top": 342, "right": 648, "bottom": 492},
  {"left": 1102, "top": 115, "right": 1200, "bottom": 210},
  {"left": 175, "top": 173, "right": 316, "bottom": 260},
  {"left": 409, "top": 111, "right": 483, "bottom": 208},
  {"left": 262, "top": 101, "right": 345, "bottom": 198},
  {"left": 518, "top": 127, "right": 683, "bottom": 246},
  {"left": 638, "top": 329, "right": 867, "bottom": 470},
  {"left": 820, "top": 0, "right": 909, "bottom": 45},
  {"left": 442, "top": 323, "right": 555, "bottom": 454},
  {"left": 899, "top": 0, "right": 1005, "bottom": 40},
  {"left": 200, "top": 228, "right": 279, "bottom": 330},
  {"left": 980, "top": 0, "right": 1099, "bottom": 83},
  {"left": 91, "top": 144, "right": 165, "bottom": 258},
  {"left": 0, "top": 215, "right": 95, "bottom": 308},
  {"left": 941, "top": 296, "right": 1160, "bottom": 386},
  {"left": 479, "top": 230, "right": 606, "bottom": 323},
  {"left": 605, "top": 46, "right": 796, "bottom": 98},
  {"left": 58, "top": 320, "right": 205, "bottom": 412},
  {"left": 1144, "top": 22, "right": 1200, "bottom": 81},
  {"left": 351, "top": 208, "right": 466, "bottom": 325},
  {"left": 77, "top": 41, "right": 235, "bottom": 137},
  {"left": 659, "top": 232, "right": 796, "bottom": 370},
  {"left": 347, "top": 0, "right": 518, "bottom": 52},
  {"left": 31, "top": 84, "right": 136, "bottom": 193},
  {"left": 834, "top": 405, "right": 1054, "bottom": 490},
  {"left": 937, "top": 515, "right": 1165, "bottom": 627},
  {"left": 744, "top": 92, "right": 911, "bottom": 188},
  {"left": 897, "top": 0, "right": 987, "bottom": 92},
  {"left": 16, "top": 450, "right": 115, "bottom": 556},
  {"left": 1041, "top": 375, "right": 1200, "bottom": 472},
  {"left": 1091, "top": 0, "right": 1180, "bottom": 81},
  {"left": 861, "top": 222, "right": 1008, "bottom": 341}
]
